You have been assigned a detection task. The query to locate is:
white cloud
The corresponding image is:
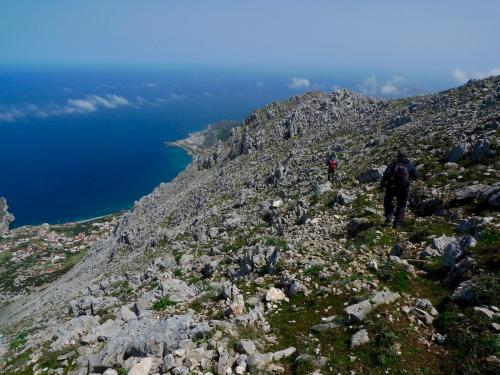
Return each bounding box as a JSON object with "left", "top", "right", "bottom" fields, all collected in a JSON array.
[
  {"left": 359, "top": 75, "right": 408, "bottom": 96},
  {"left": 0, "top": 107, "right": 25, "bottom": 122},
  {"left": 380, "top": 83, "right": 399, "bottom": 95},
  {"left": 452, "top": 67, "right": 500, "bottom": 84},
  {"left": 142, "top": 83, "right": 157, "bottom": 88},
  {"left": 68, "top": 98, "right": 97, "bottom": 112},
  {"left": 168, "top": 93, "right": 185, "bottom": 100},
  {"left": 67, "top": 94, "right": 129, "bottom": 112},
  {"left": 255, "top": 81, "right": 264, "bottom": 88},
  {"left": 154, "top": 93, "right": 187, "bottom": 103},
  {"left": 288, "top": 77, "right": 310, "bottom": 89},
  {"left": 0, "top": 94, "right": 130, "bottom": 123}
]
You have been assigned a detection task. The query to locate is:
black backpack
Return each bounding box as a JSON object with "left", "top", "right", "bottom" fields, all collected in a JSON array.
[{"left": 393, "top": 162, "right": 410, "bottom": 187}]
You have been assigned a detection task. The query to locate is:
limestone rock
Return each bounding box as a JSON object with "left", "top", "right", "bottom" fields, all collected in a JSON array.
[
  {"left": 357, "top": 166, "right": 386, "bottom": 183},
  {"left": 265, "top": 287, "right": 287, "bottom": 303},
  {"left": 351, "top": 329, "right": 369, "bottom": 348}
]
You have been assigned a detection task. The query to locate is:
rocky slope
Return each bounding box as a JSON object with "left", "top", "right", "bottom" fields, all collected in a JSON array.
[
  {"left": 0, "top": 197, "right": 15, "bottom": 236},
  {"left": 0, "top": 76, "right": 499, "bottom": 375}
]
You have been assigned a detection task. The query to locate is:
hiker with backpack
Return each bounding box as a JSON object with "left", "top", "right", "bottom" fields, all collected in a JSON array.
[
  {"left": 380, "top": 150, "right": 418, "bottom": 228},
  {"left": 327, "top": 153, "right": 338, "bottom": 182}
]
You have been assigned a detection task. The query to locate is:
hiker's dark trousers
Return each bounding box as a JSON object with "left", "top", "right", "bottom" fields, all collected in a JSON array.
[
  {"left": 328, "top": 169, "right": 336, "bottom": 182},
  {"left": 384, "top": 186, "right": 409, "bottom": 225}
]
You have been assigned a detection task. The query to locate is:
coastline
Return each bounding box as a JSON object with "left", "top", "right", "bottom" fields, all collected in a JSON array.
[
  {"left": 167, "top": 120, "right": 240, "bottom": 156},
  {"left": 7, "top": 120, "right": 240, "bottom": 231}
]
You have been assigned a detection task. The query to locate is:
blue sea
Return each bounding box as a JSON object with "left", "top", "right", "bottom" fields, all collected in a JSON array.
[{"left": 0, "top": 65, "right": 452, "bottom": 227}]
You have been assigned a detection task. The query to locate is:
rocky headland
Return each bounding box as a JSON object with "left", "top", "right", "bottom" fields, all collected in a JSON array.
[
  {"left": 0, "top": 197, "right": 15, "bottom": 236},
  {"left": 168, "top": 120, "right": 240, "bottom": 156},
  {"left": 0, "top": 76, "right": 499, "bottom": 375}
]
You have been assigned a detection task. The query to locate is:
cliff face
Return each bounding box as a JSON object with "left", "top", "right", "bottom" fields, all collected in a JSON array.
[
  {"left": 0, "top": 197, "right": 14, "bottom": 235},
  {"left": 1, "top": 77, "right": 499, "bottom": 374}
]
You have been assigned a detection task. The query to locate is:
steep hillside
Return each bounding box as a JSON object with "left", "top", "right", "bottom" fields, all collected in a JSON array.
[
  {"left": 1, "top": 76, "right": 499, "bottom": 375},
  {"left": 0, "top": 197, "right": 14, "bottom": 235}
]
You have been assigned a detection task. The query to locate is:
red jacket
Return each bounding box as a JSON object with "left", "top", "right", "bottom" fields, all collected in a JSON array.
[{"left": 328, "top": 159, "right": 337, "bottom": 171}]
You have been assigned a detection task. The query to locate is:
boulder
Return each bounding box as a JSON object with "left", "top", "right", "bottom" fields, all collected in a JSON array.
[
  {"left": 272, "top": 347, "right": 296, "bottom": 361},
  {"left": 279, "top": 271, "right": 307, "bottom": 297},
  {"left": 357, "top": 166, "right": 386, "bottom": 183},
  {"left": 345, "top": 290, "right": 400, "bottom": 323},
  {"left": 159, "top": 279, "right": 195, "bottom": 302},
  {"left": 447, "top": 143, "right": 470, "bottom": 162},
  {"left": 445, "top": 257, "right": 477, "bottom": 285},
  {"left": 314, "top": 182, "right": 333, "bottom": 194},
  {"left": 432, "top": 235, "right": 456, "bottom": 254},
  {"left": 452, "top": 279, "right": 476, "bottom": 305},
  {"left": 265, "top": 287, "right": 287, "bottom": 303},
  {"left": 345, "top": 300, "right": 372, "bottom": 323},
  {"left": 128, "top": 357, "right": 153, "bottom": 375},
  {"left": 410, "top": 308, "right": 434, "bottom": 325},
  {"left": 236, "top": 340, "right": 256, "bottom": 356},
  {"left": 346, "top": 217, "right": 373, "bottom": 236},
  {"left": 351, "top": 329, "right": 369, "bottom": 348},
  {"left": 470, "top": 138, "right": 492, "bottom": 163},
  {"left": 370, "top": 290, "right": 400, "bottom": 308},
  {"left": 235, "top": 245, "right": 280, "bottom": 277},
  {"left": 454, "top": 184, "right": 488, "bottom": 201},
  {"left": 479, "top": 182, "right": 500, "bottom": 208},
  {"left": 335, "top": 190, "right": 356, "bottom": 205},
  {"left": 310, "top": 322, "right": 340, "bottom": 333},
  {"left": 410, "top": 183, "right": 443, "bottom": 216},
  {"left": 456, "top": 217, "right": 481, "bottom": 236},
  {"left": 443, "top": 236, "right": 476, "bottom": 268}
]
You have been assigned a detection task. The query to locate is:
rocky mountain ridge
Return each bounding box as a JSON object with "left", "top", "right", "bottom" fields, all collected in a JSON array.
[{"left": 0, "top": 76, "right": 499, "bottom": 375}]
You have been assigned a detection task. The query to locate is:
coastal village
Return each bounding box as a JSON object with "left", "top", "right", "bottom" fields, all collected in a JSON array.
[{"left": 0, "top": 215, "right": 119, "bottom": 296}]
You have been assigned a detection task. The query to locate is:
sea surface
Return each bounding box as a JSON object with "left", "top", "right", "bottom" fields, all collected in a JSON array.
[{"left": 0, "top": 65, "right": 452, "bottom": 227}]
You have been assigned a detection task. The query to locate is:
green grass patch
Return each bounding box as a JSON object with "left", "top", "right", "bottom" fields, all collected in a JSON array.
[
  {"left": 434, "top": 302, "right": 500, "bottom": 374},
  {"left": 303, "top": 264, "right": 322, "bottom": 277},
  {"left": 9, "top": 331, "right": 28, "bottom": 351},
  {"left": 265, "top": 236, "right": 288, "bottom": 250},
  {"left": 152, "top": 297, "right": 176, "bottom": 311},
  {"left": 376, "top": 262, "right": 411, "bottom": 293}
]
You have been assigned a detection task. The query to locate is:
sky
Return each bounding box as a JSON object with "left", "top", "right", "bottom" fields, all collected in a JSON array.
[{"left": 0, "top": 0, "right": 499, "bottom": 81}]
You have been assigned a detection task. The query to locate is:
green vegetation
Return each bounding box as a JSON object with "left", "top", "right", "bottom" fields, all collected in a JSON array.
[
  {"left": 303, "top": 264, "right": 321, "bottom": 277},
  {"left": 152, "top": 297, "right": 176, "bottom": 311},
  {"left": 434, "top": 303, "right": 500, "bottom": 374},
  {"left": 9, "top": 331, "right": 28, "bottom": 350},
  {"left": 376, "top": 262, "right": 411, "bottom": 293},
  {"left": 111, "top": 281, "right": 134, "bottom": 300},
  {"left": 265, "top": 236, "right": 288, "bottom": 250}
]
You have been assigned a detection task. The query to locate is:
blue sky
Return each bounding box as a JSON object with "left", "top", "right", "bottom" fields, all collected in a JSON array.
[{"left": 0, "top": 0, "right": 499, "bottom": 81}]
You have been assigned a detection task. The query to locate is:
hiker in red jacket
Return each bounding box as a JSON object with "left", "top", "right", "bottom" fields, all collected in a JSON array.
[{"left": 327, "top": 154, "right": 338, "bottom": 182}]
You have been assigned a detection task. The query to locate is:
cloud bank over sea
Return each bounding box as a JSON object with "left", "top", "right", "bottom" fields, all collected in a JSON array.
[{"left": 0, "top": 94, "right": 129, "bottom": 123}]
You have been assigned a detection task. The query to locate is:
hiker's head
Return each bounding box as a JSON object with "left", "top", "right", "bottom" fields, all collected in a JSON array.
[{"left": 397, "top": 149, "right": 407, "bottom": 160}]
